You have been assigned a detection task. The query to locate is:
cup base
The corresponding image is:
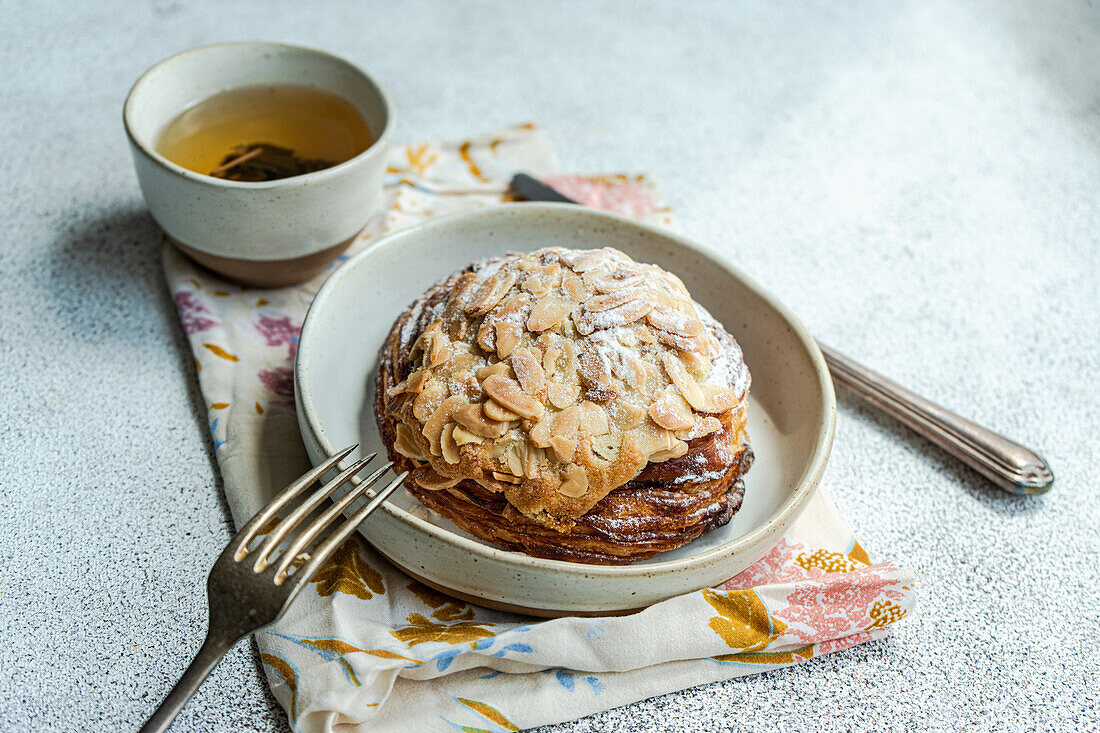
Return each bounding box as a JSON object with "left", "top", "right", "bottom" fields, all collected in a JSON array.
[{"left": 170, "top": 235, "right": 355, "bottom": 288}]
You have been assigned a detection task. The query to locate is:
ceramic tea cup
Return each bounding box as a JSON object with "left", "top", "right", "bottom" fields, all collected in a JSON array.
[{"left": 124, "top": 42, "right": 393, "bottom": 287}]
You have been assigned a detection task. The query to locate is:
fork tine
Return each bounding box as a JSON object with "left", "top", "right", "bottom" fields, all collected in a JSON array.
[
  {"left": 272, "top": 461, "right": 395, "bottom": 583},
  {"left": 282, "top": 472, "right": 407, "bottom": 600},
  {"left": 252, "top": 453, "right": 377, "bottom": 572},
  {"left": 231, "top": 444, "right": 357, "bottom": 561}
]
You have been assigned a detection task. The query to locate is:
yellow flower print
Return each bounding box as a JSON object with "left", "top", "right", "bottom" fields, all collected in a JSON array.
[
  {"left": 867, "top": 598, "right": 908, "bottom": 629},
  {"left": 389, "top": 613, "right": 495, "bottom": 646},
  {"left": 201, "top": 343, "right": 239, "bottom": 362},
  {"left": 848, "top": 540, "right": 871, "bottom": 565},
  {"left": 458, "top": 141, "right": 489, "bottom": 182},
  {"left": 713, "top": 644, "right": 815, "bottom": 666},
  {"left": 259, "top": 653, "right": 298, "bottom": 722},
  {"left": 796, "top": 548, "right": 864, "bottom": 574},
  {"left": 456, "top": 697, "right": 520, "bottom": 732},
  {"left": 310, "top": 539, "right": 386, "bottom": 600},
  {"left": 701, "top": 588, "right": 788, "bottom": 652},
  {"left": 405, "top": 144, "right": 438, "bottom": 175},
  {"left": 407, "top": 581, "right": 476, "bottom": 621}
]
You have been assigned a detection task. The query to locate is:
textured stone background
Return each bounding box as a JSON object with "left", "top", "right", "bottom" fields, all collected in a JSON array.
[{"left": 1, "top": 1, "right": 1097, "bottom": 730}]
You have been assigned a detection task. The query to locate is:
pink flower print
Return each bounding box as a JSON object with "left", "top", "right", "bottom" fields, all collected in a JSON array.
[
  {"left": 724, "top": 538, "right": 821, "bottom": 590},
  {"left": 255, "top": 315, "right": 301, "bottom": 360},
  {"left": 779, "top": 566, "right": 908, "bottom": 643},
  {"left": 257, "top": 367, "right": 295, "bottom": 409},
  {"left": 174, "top": 291, "right": 218, "bottom": 335},
  {"left": 542, "top": 174, "right": 660, "bottom": 217},
  {"left": 816, "top": 631, "right": 874, "bottom": 656}
]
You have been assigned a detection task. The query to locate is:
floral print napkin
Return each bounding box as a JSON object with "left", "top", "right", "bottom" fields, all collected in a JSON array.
[{"left": 164, "top": 124, "right": 916, "bottom": 732}]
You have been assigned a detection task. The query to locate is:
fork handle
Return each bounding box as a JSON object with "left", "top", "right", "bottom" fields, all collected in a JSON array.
[
  {"left": 818, "top": 343, "right": 1053, "bottom": 495},
  {"left": 139, "top": 632, "right": 234, "bottom": 733}
]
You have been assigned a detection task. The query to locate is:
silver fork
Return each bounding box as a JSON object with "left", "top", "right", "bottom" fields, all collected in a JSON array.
[{"left": 140, "top": 445, "right": 406, "bottom": 733}]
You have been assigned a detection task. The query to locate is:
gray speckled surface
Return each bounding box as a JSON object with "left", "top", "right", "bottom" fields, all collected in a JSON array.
[{"left": 1, "top": 1, "right": 1097, "bottom": 730}]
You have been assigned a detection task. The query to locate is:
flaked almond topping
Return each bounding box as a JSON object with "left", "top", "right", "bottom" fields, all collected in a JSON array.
[
  {"left": 559, "top": 339, "right": 579, "bottom": 375},
  {"left": 502, "top": 442, "right": 524, "bottom": 476},
  {"left": 612, "top": 354, "right": 648, "bottom": 389},
  {"left": 588, "top": 268, "right": 645, "bottom": 292},
  {"left": 661, "top": 352, "right": 736, "bottom": 413},
  {"left": 590, "top": 433, "right": 621, "bottom": 462},
  {"left": 422, "top": 396, "right": 466, "bottom": 455},
  {"left": 648, "top": 387, "right": 695, "bottom": 430},
  {"left": 677, "top": 415, "right": 723, "bottom": 441},
  {"left": 616, "top": 328, "right": 639, "bottom": 347},
  {"left": 475, "top": 320, "right": 496, "bottom": 353},
  {"left": 394, "top": 424, "right": 426, "bottom": 460},
  {"left": 557, "top": 464, "right": 589, "bottom": 497},
  {"left": 566, "top": 250, "right": 611, "bottom": 273},
  {"left": 531, "top": 262, "right": 563, "bottom": 288},
  {"left": 522, "top": 273, "right": 549, "bottom": 296},
  {"left": 411, "top": 465, "right": 460, "bottom": 490},
  {"left": 453, "top": 403, "right": 507, "bottom": 438},
  {"left": 448, "top": 351, "right": 480, "bottom": 374},
  {"left": 522, "top": 442, "right": 544, "bottom": 478},
  {"left": 561, "top": 271, "right": 586, "bottom": 301},
  {"left": 440, "top": 423, "right": 461, "bottom": 464},
  {"left": 660, "top": 352, "right": 695, "bottom": 396},
  {"left": 483, "top": 399, "right": 520, "bottom": 422},
  {"left": 574, "top": 298, "right": 653, "bottom": 335},
  {"left": 464, "top": 271, "right": 518, "bottom": 316},
  {"left": 527, "top": 296, "right": 572, "bottom": 332},
  {"left": 494, "top": 322, "right": 522, "bottom": 359},
  {"left": 577, "top": 342, "right": 612, "bottom": 388},
  {"left": 542, "top": 342, "right": 561, "bottom": 375},
  {"left": 452, "top": 424, "right": 484, "bottom": 446},
  {"left": 491, "top": 471, "right": 522, "bottom": 484},
  {"left": 412, "top": 383, "right": 447, "bottom": 422},
  {"left": 583, "top": 290, "right": 636, "bottom": 313},
  {"left": 702, "top": 334, "right": 722, "bottom": 361},
  {"left": 482, "top": 373, "right": 544, "bottom": 419},
  {"left": 529, "top": 414, "right": 552, "bottom": 448},
  {"left": 444, "top": 273, "right": 478, "bottom": 318},
  {"left": 695, "top": 383, "right": 737, "bottom": 413},
  {"left": 637, "top": 328, "right": 657, "bottom": 344},
  {"left": 549, "top": 435, "right": 576, "bottom": 463},
  {"left": 510, "top": 348, "right": 545, "bottom": 395},
  {"left": 681, "top": 350, "right": 712, "bottom": 379},
  {"left": 614, "top": 401, "right": 648, "bottom": 429},
  {"left": 553, "top": 404, "right": 582, "bottom": 440},
  {"left": 650, "top": 440, "right": 689, "bottom": 462},
  {"left": 546, "top": 381, "right": 580, "bottom": 409},
  {"left": 647, "top": 306, "right": 704, "bottom": 337},
  {"left": 426, "top": 331, "right": 451, "bottom": 368},
  {"left": 578, "top": 401, "right": 610, "bottom": 435},
  {"left": 635, "top": 425, "right": 679, "bottom": 457},
  {"left": 476, "top": 361, "right": 510, "bottom": 380},
  {"left": 652, "top": 327, "right": 699, "bottom": 352}
]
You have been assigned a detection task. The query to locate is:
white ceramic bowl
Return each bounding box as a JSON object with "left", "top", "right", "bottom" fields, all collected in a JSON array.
[
  {"left": 124, "top": 42, "right": 393, "bottom": 286},
  {"left": 296, "top": 204, "right": 835, "bottom": 616}
]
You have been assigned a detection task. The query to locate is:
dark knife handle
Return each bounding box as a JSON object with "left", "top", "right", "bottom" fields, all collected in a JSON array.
[{"left": 510, "top": 173, "right": 580, "bottom": 204}]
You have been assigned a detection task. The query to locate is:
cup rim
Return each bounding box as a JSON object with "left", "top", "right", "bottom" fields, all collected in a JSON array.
[{"left": 122, "top": 40, "right": 395, "bottom": 190}]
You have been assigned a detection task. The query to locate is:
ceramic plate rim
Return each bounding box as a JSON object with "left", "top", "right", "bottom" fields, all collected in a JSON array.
[{"left": 296, "top": 202, "right": 835, "bottom": 577}]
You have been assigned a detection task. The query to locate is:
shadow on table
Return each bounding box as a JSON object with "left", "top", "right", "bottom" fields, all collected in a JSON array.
[
  {"left": 46, "top": 204, "right": 292, "bottom": 726},
  {"left": 43, "top": 205, "right": 233, "bottom": 522},
  {"left": 835, "top": 389, "right": 1045, "bottom": 517}
]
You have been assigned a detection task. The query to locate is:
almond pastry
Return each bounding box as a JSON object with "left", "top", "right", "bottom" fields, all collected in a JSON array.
[{"left": 375, "top": 247, "right": 752, "bottom": 564}]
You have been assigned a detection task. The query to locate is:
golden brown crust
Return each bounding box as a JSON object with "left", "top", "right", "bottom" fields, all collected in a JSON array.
[{"left": 375, "top": 247, "right": 753, "bottom": 564}]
